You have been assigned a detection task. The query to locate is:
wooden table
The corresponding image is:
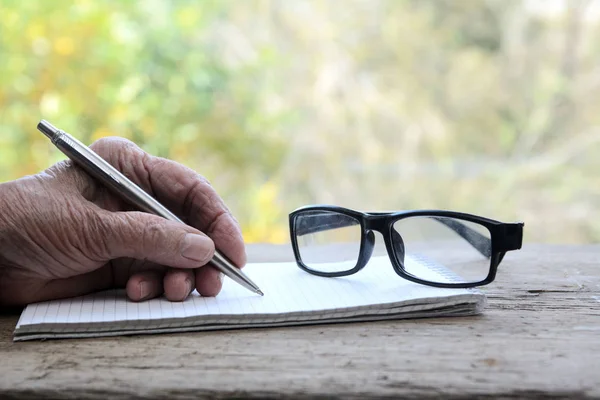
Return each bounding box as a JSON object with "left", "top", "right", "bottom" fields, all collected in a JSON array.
[{"left": 0, "top": 244, "right": 599, "bottom": 399}]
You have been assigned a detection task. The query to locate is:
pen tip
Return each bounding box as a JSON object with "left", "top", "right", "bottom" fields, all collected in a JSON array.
[{"left": 257, "top": 290, "right": 264, "bottom": 296}]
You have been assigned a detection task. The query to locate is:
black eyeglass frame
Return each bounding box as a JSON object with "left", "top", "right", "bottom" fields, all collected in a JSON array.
[{"left": 289, "top": 205, "right": 524, "bottom": 289}]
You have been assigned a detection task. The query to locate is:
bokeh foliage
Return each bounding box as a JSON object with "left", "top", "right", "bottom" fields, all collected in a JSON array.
[{"left": 1, "top": 0, "right": 599, "bottom": 244}]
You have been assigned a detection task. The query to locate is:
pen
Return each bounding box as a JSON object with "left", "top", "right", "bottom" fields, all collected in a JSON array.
[{"left": 37, "top": 120, "right": 264, "bottom": 297}]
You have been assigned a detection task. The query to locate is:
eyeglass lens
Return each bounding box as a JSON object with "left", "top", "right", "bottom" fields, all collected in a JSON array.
[
  {"left": 392, "top": 216, "right": 492, "bottom": 284},
  {"left": 294, "top": 210, "right": 362, "bottom": 273},
  {"left": 294, "top": 211, "right": 493, "bottom": 284}
]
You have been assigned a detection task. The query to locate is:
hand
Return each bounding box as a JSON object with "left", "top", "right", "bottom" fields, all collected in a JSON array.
[{"left": 0, "top": 137, "right": 246, "bottom": 307}]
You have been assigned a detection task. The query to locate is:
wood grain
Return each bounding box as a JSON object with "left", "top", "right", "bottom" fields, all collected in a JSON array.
[{"left": 0, "top": 243, "right": 599, "bottom": 399}]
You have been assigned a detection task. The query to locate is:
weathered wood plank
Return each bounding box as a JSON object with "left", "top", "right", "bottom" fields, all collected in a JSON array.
[{"left": 0, "top": 244, "right": 599, "bottom": 399}]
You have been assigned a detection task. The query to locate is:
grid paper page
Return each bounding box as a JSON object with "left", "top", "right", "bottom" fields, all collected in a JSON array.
[{"left": 14, "top": 256, "right": 485, "bottom": 341}]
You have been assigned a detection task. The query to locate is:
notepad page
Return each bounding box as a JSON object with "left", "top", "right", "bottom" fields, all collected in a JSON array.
[{"left": 15, "top": 255, "right": 485, "bottom": 339}]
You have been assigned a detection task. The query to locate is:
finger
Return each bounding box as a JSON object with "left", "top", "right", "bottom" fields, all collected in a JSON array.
[
  {"left": 146, "top": 158, "right": 246, "bottom": 268},
  {"left": 126, "top": 271, "right": 164, "bottom": 302},
  {"left": 195, "top": 266, "right": 223, "bottom": 297},
  {"left": 163, "top": 269, "right": 195, "bottom": 301},
  {"left": 109, "top": 258, "right": 165, "bottom": 288},
  {"left": 88, "top": 137, "right": 246, "bottom": 269},
  {"left": 97, "top": 210, "right": 215, "bottom": 269}
]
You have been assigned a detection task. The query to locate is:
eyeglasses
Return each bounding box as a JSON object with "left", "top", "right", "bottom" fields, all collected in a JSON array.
[{"left": 289, "top": 205, "right": 524, "bottom": 288}]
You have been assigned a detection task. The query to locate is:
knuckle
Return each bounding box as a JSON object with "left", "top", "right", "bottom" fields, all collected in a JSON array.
[
  {"left": 90, "top": 137, "right": 145, "bottom": 167},
  {"left": 210, "top": 212, "right": 236, "bottom": 237},
  {"left": 143, "top": 219, "right": 162, "bottom": 243},
  {"left": 90, "top": 136, "right": 136, "bottom": 151},
  {"left": 183, "top": 179, "right": 212, "bottom": 217},
  {"left": 91, "top": 137, "right": 153, "bottom": 190},
  {"left": 183, "top": 177, "right": 237, "bottom": 238},
  {"left": 140, "top": 218, "right": 171, "bottom": 258},
  {"left": 196, "top": 172, "right": 211, "bottom": 187}
]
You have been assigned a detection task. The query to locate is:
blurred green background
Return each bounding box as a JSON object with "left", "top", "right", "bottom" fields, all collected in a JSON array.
[{"left": 1, "top": 0, "right": 598, "bottom": 244}]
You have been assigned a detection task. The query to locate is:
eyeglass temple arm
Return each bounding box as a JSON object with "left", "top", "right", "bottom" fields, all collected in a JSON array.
[
  {"left": 294, "top": 213, "right": 491, "bottom": 258},
  {"left": 428, "top": 217, "right": 492, "bottom": 257},
  {"left": 294, "top": 213, "right": 361, "bottom": 237}
]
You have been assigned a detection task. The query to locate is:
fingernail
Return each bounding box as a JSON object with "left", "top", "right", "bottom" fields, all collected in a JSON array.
[
  {"left": 139, "top": 281, "right": 150, "bottom": 300},
  {"left": 218, "top": 273, "right": 224, "bottom": 284},
  {"left": 181, "top": 234, "right": 213, "bottom": 263}
]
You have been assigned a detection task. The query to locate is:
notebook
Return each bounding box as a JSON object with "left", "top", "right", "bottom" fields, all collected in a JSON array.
[{"left": 13, "top": 255, "right": 486, "bottom": 341}]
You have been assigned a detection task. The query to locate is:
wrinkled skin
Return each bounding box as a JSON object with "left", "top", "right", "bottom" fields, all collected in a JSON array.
[{"left": 0, "top": 137, "right": 246, "bottom": 307}]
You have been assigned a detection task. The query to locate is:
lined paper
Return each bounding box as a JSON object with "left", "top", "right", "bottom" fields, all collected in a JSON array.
[{"left": 14, "top": 256, "right": 485, "bottom": 341}]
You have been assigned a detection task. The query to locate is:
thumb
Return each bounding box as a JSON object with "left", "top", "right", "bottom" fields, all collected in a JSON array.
[{"left": 97, "top": 211, "right": 215, "bottom": 268}]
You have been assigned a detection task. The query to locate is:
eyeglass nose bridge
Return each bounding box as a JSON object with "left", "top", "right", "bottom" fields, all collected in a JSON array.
[
  {"left": 361, "top": 215, "right": 406, "bottom": 273},
  {"left": 362, "top": 213, "right": 390, "bottom": 233}
]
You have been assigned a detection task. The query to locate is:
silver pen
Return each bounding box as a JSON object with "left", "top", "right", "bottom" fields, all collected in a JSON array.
[{"left": 37, "top": 120, "right": 264, "bottom": 296}]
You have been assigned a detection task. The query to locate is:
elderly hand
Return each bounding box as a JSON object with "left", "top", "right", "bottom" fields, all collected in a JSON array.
[{"left": 0, "top": 137, "right": 246, "bottom": 307}]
